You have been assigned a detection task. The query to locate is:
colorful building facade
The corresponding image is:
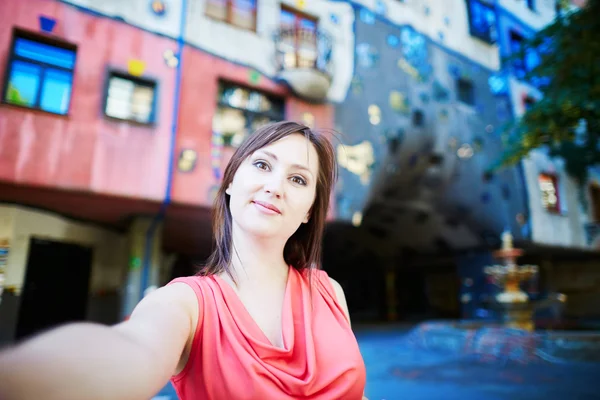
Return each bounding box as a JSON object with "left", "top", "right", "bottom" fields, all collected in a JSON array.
[
  {"left": 0, "top": 0, "right": 598, "bottom": 343},
  {"left": 0, "top": 0, "right": 349, "bottom": 343},
  {"left": 320, "top": 0, "right": 599, "bottom": 322}
]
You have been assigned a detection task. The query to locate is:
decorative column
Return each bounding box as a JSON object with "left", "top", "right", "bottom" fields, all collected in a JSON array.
[
  {"left": 385, "top": 266, "right": 397, "bottom": 322},
  {"left": 383, "top": 254, "right": 398, "bottom": 322},
  {"left": 121, "top": 217, "right": 163, "bottom": 319}
]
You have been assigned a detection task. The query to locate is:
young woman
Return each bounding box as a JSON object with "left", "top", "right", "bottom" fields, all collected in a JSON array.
[{"left": 0, "top": 121, "right": 367, "bottom": 399}]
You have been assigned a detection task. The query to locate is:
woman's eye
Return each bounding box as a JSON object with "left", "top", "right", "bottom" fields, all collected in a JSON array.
[
  {"left": 291, "top": 176, "right": 307, "bottom": 186},
  {"left": 254, "top": 161, "right": 270, "bottom": 171}
]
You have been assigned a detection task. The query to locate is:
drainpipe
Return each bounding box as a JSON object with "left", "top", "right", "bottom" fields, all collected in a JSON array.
[{"left": 139, "top": 0, "right": 188, "bottom": 301}]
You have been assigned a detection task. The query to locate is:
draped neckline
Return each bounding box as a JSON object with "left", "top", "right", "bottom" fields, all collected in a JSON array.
[{"left": 212, "top": 267, "right": 293, "bottom": 351}]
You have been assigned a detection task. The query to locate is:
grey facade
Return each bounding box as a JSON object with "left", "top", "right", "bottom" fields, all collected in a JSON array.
[{"left": 334, "top": 5, "right": 529, "bottom": 254}]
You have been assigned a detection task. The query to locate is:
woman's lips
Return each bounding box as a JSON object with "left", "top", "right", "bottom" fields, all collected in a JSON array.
[{"left": 252, "top": 200, "right": 281, "bottom": 215}]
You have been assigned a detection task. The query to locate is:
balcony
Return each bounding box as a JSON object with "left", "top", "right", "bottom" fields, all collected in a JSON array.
[{"left": 273, "top": 26, "right": 333, "bottom": 102}]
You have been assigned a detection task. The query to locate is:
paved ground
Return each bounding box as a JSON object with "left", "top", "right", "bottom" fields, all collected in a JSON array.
[{"left": 154, "top": 325, "right": 600, "bottom": 400}]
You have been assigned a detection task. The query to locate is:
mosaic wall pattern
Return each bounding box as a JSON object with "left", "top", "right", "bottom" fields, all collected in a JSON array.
[{"left": 334, "top": 7, "right": 529, "bottom": 251}]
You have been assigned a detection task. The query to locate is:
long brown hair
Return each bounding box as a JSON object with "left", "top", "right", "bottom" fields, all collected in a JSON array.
[{"left": 199, "top": 121, "right": 337, "bottom": 280}]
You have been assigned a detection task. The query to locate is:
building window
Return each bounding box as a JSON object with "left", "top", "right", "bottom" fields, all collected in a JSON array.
[
  {"left": 466, "top": 0, "right": 497, "bottom": 44},
  {"left": 526, "top": 0, "right": 536, "bottom": 11},
  {"left": 103, "top": 71, "right": 157, "bottom": 125},
  {"left": 205, "top": 0, "right": 257, "bottom": 31},
  {"left": 589, "top": 184, "right": 600, "bottom": 223},
  {"left": 457, "top": 78, "right": 475, "bottom": 105},
  {"left": 278, "top": 6, "right": 319, "bottom": 69},
  {"left": 2, "top": 28, "right": 77, "bottom": 115},
  {"left": 509, "top": 30, "right": 540, "bottom": 80},
  {"left": 523, "top": 95, "right": 536, "bottom": 111},
  {"left": 509, "top": 31, "right": 527, "bottom": 79},
  {"left": 539, "top": 173, "right": 560, "bottom": 213},
  {"left": 213, "top": 82, "right": 284, "bottom": 147},
  {"left": 412, "top": 109, "right": 424, "bottom": 127}
]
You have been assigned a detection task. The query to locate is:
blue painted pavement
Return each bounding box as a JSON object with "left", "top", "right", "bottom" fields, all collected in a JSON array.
[{"left": 154, "top": 325, "right": 600, "bottom": 400}]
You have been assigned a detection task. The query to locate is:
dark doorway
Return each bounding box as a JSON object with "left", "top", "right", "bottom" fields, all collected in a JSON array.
[
  {"left": 395, "top": 266, "right": 460, "bottom": 321},
  {"left": 396, "top": 268, "right": 430, "bottom": 320},
  {"left": 16, "top": 238, "right": 93, "bottom": 340}
]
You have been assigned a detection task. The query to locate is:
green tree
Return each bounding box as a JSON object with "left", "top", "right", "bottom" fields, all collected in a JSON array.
[
  {"left": 498, "top": 0, "right": 600, "bottom": 184},
  {"left": 5, "top": 83, "right": 30, "bottom": 107}
]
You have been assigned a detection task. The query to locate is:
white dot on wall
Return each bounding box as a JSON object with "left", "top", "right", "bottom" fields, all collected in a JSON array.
[
  {"left": 457, "top": 144, "right": 474, "bottom": 159},
  {"left": 368, "top": 104, "right": 381, "bottom": 125},
  {"left": 302, "top": 112, "right": 315, "bottom": 128},
  {"left": 352, "top": 211, "right": 363, "bottom": 227}
]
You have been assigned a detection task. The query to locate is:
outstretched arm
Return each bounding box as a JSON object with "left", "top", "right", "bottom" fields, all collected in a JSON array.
[{"left": 0, "top": 282, "right": 197, "bottom": 400}]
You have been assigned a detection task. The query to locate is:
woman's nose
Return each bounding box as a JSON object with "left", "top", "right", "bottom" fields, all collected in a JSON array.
[{"left": 264, "top": 175, "right": 284, "bottom": 198}]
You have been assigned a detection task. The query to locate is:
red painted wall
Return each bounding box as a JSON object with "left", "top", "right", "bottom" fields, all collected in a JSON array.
[
  {"left": 0, "top": 0, "right": 176, "bottom": 200},
  {"left": 171, "top": 47, "right": 335, "bottom": 206}
]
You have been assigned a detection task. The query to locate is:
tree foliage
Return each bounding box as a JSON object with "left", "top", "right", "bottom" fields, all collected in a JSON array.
[{"left": 498, "top": 0, "right": 600, "bottom": 183}]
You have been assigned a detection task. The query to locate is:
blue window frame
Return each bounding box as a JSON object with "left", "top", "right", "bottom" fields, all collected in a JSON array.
[
  {"left": 509, "top": 31, "right": 527, "bottom": 79},
  {"left": 466, "top": 0, "right": 497, "bottom": 44},
  {"left": 526, "top": 0, "right": 536, "bottom": 11},
  {"left": 457, "top": 78, "right": 475, "bottom": 105},
  {"left": 509, "top": 30, "right": 540, "bottom": 80},
  {"left": 103, "top": 70, "right": 158, "bottom": 125},
  {"left": 2, "top": 28, "right": 77, "bottom": 115}
]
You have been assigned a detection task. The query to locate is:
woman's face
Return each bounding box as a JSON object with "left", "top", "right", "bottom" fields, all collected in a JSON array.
[{"left": 226, "top": 133, "right": 319, "bottom": 241}]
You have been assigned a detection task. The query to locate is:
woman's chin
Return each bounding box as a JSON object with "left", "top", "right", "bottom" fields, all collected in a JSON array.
[
  {"left": 235, "top": 214, "right": 300, "bottom": 240},
  {"left": 239, "top": 221, "right": 281, "bottom": 238},
  {"left": 241, "top": 224, "right": 300, "bottom": 242}
]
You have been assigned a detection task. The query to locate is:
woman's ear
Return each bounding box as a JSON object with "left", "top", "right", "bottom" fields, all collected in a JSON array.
[
  {"left": 303, "top": 212, "right": 310, "bottom": 223},
  {"left": 303, "top": 205, "right": 314, "bottom": 223},
  {"left": 225, "top": 183, "right": 232, "bottom": 195}
]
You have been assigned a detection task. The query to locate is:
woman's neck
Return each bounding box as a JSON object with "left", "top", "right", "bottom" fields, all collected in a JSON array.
[{"left": 227, "top": 226, "right": 289, "bottom": 286}]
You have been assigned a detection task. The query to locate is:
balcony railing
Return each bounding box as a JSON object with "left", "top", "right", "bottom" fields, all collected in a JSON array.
[
  {"left": 272, "top": 27, "right": 333, "bottom": 102},
  {"left": 273, "top": 26, "right": 333, "bottom": 74}
]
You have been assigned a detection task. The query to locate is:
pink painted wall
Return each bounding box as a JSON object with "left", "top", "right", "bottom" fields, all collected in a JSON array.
[
  {"left": 171, "top": 48, "right": 335, "bottom": 207},
  {"left": 0, "top": 0, "right": 336, "bottom": 210},
  {"left": 0, "top": 0, "right": 176, "bottom": 200}
]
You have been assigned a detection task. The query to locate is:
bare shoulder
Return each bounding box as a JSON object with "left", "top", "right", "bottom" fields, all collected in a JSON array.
[
  {"left": 327, "top": 277, "right": 345, "bottom": 301},
  {"left": 134, "top": 282, "right": 197, "bottom": 312},
  {"left": 115, "top": 281, "right": 199, "bottom": 345},
  {"left": 328, "top": 277, "right": 351, "bottom": 323},
  {"left": 328, "top": 277, "right": 363, "bottom": 398}
]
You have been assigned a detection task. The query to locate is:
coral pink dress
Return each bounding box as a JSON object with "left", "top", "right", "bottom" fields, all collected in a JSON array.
[{"left": 168, "top": 267, "right": 366, "bottom": 399}]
